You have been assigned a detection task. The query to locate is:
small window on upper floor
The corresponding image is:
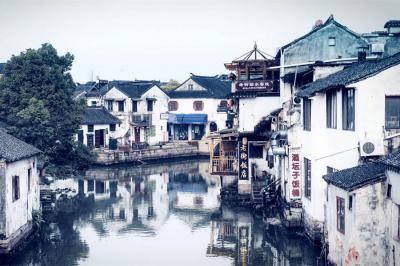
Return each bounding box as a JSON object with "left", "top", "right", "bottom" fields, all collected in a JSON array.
[
  {"left": 329, "top": 37, "right": 336, "bottom": 46},
  {"left": 193, "top": 101, "right": 204, "bottom": 111},
  {"left": 88, "top": 124, "right": 94, "bottom": 132},
  {"left": 386, "top": 96, "right": 400, "bottom": 129},
  {"left": 169, "top": 101, "right": 178, "bottom": 111},
  {"left": 12, "top": 176, "right": 20, "bottom": 202},
  {"left": 188, "top": 84, "right": 194, "bottom": 91}
]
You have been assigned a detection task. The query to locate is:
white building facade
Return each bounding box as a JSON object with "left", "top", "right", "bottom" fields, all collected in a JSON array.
[{"left": 0, "top": 130, "right": 41, "bottom": 254}]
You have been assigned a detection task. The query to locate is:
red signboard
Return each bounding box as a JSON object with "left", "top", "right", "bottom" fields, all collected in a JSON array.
[{"left": 235, "top": 80, "right": 274, "bottom": 91}]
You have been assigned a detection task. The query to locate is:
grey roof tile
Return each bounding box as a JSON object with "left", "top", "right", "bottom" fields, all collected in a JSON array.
[
  {"left": 83, "top": 107, "right": 120, "bottom": 125},
  {"left": 0, "top": 130, "right": 41, "bottom": 163},
  {"left": 296, "top": 52, "right": 400, "bottom": 97}
]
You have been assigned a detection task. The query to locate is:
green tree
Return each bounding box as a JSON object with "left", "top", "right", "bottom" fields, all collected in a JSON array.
[
  {"left": 161, "top": 78, "right": 180, "bottom": 91},
  {"left": 0, "top": 43, "right": 85, "bottom": 165}
]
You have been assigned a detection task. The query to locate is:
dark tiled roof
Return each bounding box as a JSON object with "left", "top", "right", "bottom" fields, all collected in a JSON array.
[
  {"left": 384, "top": 20, "right": 400, "bottom": 28},
  {"left": 378, "top": 150, "right": 400, "bottom": 171},
  {"left": 297, "top": 52, "right": 400, "bottom": 97},
  {"left": 168, "top": 75, "right": 231, "bottom": 99},
  {"left": 82, "top": 107, "right": 120, "bottom": 125},
  {"left": 0, "top": 130, "right": 41, "bottom": 163},
  {"left": 277, "top": 15, "right": 362, "bottom": 56},
  {"left": 323, "top": 163, "right": 387, "bottom": 191},
  {"left": 111, "top": 81, "right": 156, "bottom": 98}
]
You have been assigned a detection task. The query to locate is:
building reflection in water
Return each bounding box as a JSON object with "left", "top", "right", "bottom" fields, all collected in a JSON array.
[
  {"left": 207, "top": 206, "right": 320, "bottom": 266},
  {"left": 3, "top": 159, "right": 319, "bottom": 265}
]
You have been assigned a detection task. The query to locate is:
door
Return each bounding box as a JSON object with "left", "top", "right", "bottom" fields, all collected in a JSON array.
[
  {"left": 134, "top": 127, "right": 140, "bottom": 143},
  {"left": 95, "top": 129, "right": 105, "bottom": 148}
]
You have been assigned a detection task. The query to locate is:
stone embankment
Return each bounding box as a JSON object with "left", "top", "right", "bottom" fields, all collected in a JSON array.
[{"left": 95, "top": 142, "right": 209, "bottom": 165}]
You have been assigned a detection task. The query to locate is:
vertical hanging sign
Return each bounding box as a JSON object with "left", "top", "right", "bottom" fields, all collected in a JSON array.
[
  {"left": 238, "top": 137, "right": 249, "bottom": 180},
  {"left": 289, "top": 148, "right": 301, "bottom": 199}
]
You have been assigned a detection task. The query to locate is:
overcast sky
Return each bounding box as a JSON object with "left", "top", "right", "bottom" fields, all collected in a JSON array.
[{"left": 0, "top": 0, "right": 399, "bottom": 83}]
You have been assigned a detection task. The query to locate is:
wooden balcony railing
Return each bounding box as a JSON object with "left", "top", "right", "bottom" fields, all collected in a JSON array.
[{"left": 211, "top": 157, "right": 237, "bottom": 175}]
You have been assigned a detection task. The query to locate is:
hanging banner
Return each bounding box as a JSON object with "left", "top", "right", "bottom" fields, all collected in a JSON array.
[
  {"left": 289, "top": 148, "right": 301, "bottom": 199},
  {"left": 238, "top": 137, "right": 249, "bottom": 180}
]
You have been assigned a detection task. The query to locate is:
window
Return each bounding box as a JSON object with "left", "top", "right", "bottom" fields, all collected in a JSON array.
[
  {"left": 28, "top": 168, "right": 31, "bottom": 192},
  {"left": 249, "top": 144, "right": 263, "bottom": 158},
  {"left": 118, "top": 101, "right": 124, "bottom": 112},
  {"left": 110, "top": 124, "right": 116, "bottom": 132},
  {"left": 342, "top": 88, "right": 355, "bottom": 130},
  {"left": 303, "top": 98, "right": 312, "bottom": 131},
  {"left": 107, "top": 100, "right": 113, "bottom": 111},
  {"left": 87, "top": 134, "right": 94, "bottom": 147},
  {"left": 147, "top": 100, "right": 154, "bottom": 112},
  {"left": 91, "top": 101, "right": 97, "bottom": 106},
  {"left": 385, "top": 96, "right": 400, "bottom": 129},
  {"left": 337, "top": 197, "right": 345, "bottom": 234},
  {"left": 12, "top": 176, "right": 20, "bottom": 201},
  {"left": 388, "top": 184, "right": 392, "bottom": 198},
  {"left": 88, "top": 125, "right": 94, "bottom": 132},
  {"left": 328, "top": 37, "right": 336, "bottom": 46},
  {"left": 188, "top": 84, "right": 194, "bottom": 91},
  {"left": 326, "top": 90, "right": 337, "bottom": 128},
  {"left": 78, "top": 130, "right": 84, "bottom": 143},
  {"left": 132, "top": 100, "right": 138, "bottom": 113},
  {"left": 88, "top": 180, "right": 94, "bottom": 192},
  {"left": 219, "top": 100, "right": 228, "bottom": 107},
  {"left": 169, "top": 101, "right": 178, "bottom": 111},
  {"left": 349, "top": 195, "right": 353, "bottom": 211},
  {"left": 304, "top": 158, "right": 311, "bottom": 199},
  {"left": 193, "top": 101, "right": 204, "bottom": 111}
]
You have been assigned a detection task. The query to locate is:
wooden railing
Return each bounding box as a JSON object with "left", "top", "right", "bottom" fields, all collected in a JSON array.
[{"left": 211, "top": 157, "right": 237, "bottom": 175}]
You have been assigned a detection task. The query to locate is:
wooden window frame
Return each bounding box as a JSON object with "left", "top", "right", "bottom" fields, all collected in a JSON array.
[
  {"left": 342, "top": 88, "right": 355, "bottom": 131},
  {"left": 169, "top": 101, "right": 178, "bottom": 111},
  {"left": 12, "top": 176, "right": 20, "bottom": 202},
  {"left": 132, "top": 100, "right": 138, "bottom": 113},
  {"left": 28, "top": 168, "right": 31, "bottom": 192},
  {"left": 147, "top": 100, "right": 154, "bottom": 112},
  {"left": 326, "top": 90, "right": 337, "bottom": 129},
  {"left": 385, "top": 96, "right": 400, "bottom": 129},
  {"left": 303, "top": 98, "right": 311, "bottom": 131},
  {"left": 88, "top": 125, "right": 94, "bottom": 133},
  {"left": 193, "top": 101, "right": 204, "bottom": 111},
  {"left": 118, "top": 100, "right": 125, "bottom": 112},
  {"left": 337, "top": 196, "right": 345, "bottom": 234},
  {"left": 110, "top": 124, "right": 116, "bottom": 132},
  {"left": 107, "top": 100, "right": 113, "bottom": 111}
]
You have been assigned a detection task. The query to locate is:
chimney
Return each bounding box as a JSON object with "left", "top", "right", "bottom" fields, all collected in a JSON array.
[{"left": 312, "top": 19, "right": 323, "bottom": 30}]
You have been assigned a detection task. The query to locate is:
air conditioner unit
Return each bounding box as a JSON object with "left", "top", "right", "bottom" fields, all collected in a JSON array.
[{"left": 359, "top": 139, "right": 385, "bottom": 157}]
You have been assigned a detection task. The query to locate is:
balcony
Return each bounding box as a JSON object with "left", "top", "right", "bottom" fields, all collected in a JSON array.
[
  {"left": 131, "top": 114, "right": 152, "bottom": 127},
  {"left": 211, "top": 157, "right": 238, "bottom": 175}
]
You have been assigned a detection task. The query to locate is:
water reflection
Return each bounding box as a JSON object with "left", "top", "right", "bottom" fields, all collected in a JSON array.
[{"left": 3, "top": 159, "right": 319, "bottom": 266}]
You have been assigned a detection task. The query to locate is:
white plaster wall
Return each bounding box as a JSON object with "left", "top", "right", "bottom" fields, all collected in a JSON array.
[
  {"left": 326, "top": 182, "right": 393, "bottom": 266},
  {"left": 301, "top": 64, "right": 400, "bottom": 225},
  {"left": 77, "top": 124, "right": 120, "bottom": 148},
  {"left": 238, "top": 96, "right": 280, "bottom": 133},
  {"left": 169, "top": 97, "right": 227, "bottom": 135},
  {"left": 175, "top": 79, "right": 206, "bottom": 92},
  {"left": 5, "top": 157, "right": 39, "bottom": 237}
]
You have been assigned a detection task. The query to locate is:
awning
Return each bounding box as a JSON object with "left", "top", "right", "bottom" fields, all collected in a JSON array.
[{"left": 168, "top": 114, "right": 208, "bottom": 124}]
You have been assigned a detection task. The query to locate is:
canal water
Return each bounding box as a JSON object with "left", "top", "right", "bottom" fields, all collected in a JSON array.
[{"left": 3, "top": 159, "right": 320, "bottom": 266}]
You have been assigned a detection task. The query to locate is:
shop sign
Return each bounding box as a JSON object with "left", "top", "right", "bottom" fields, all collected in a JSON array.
[
  {"left": 289, "top": 148, "right": 301, "bottom": 199},
  {"left": 238, "top": 137, "right": 249, "bottom": 180}
]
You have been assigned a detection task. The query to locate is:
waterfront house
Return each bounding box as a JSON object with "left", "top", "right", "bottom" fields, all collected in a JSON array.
[
  {"left": 0, "top": 130, "right": 41, "bottom": 254},
  {"left": 209, "top": 44, "right": 281, "bottom": 203},
  {"left": 167, "top": 74, "right": 231, "bottom": 142},
  {"left": 323, "top": 151, "right": 400, "bottom": 265},
  {"left": 82, "top": 80, "right": 109, "bottom": 106},
  {"left": 295, "top": 52, "right": 400, "bottom": 242},
  {"left": 102, "top": 81, "right": 169, "bottom": 147},
  {"left": 77, "top": 106, "right": 121, "bottom": 149}
]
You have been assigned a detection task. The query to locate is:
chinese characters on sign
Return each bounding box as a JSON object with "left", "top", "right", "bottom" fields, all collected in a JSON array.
[
  {"left": 289, "top": 149, "right": 301, "bottom": 199},
  {"left": 235, "top": 80, "right": 274, "bottom": 91},
  {"left": 238, "top": 137, "right": 249, "bottom": 180}
]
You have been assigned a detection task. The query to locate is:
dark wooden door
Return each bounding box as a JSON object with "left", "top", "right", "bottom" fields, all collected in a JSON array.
[
  {"left": 95, "top": 129, "right": 105, "bottom": 148},
  {"left": 134, "top": 127, "right": 140, "bottom": 143}
]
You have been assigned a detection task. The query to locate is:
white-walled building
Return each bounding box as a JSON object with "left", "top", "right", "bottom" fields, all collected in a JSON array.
[
  {"left": 167, "top": 74, "right": 231, "bottom": 141},
  {"left": 323, "top": 151, "right": 400, "bottom": 265},
  {"left": 102, "top": 81, "right": 169, "bottom": 146},
  {"left": 296, "top": 52, "right": 400, "bottom": 241},
  {"left": 0, "top": 130, "right": 41, "bottom": 254},
  {"left": 77, "top": 106, "right": 121, "bottom": 149}
]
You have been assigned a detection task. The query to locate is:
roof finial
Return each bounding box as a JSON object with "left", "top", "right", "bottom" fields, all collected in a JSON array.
[{"left": 254, "top": 41, "right": 257, "bottom": 50}]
